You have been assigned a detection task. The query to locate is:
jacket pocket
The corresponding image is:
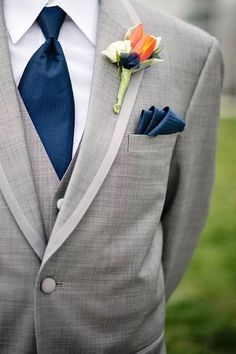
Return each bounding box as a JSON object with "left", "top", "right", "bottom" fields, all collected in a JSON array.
[{"left": 127, "top": 133, "right": 179, "bottom": 154}]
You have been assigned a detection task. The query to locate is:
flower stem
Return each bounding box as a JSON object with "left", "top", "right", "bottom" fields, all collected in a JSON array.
[{"left": 113, "top": 68, "right": 132, "bottom": 114}]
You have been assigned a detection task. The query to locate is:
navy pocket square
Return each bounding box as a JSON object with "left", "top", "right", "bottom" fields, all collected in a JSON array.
[{"left": 135, "top": 106, "right": 186, "bottom": 136}]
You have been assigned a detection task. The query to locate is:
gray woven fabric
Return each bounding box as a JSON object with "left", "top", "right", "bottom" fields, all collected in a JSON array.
[{"left": 0, "top": 0, "right": 223, "bottom": 353}]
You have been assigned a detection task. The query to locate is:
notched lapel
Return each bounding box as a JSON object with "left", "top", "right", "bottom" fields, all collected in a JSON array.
[{"left": 0, "top": 3, "right": 46, "bottom": 259}]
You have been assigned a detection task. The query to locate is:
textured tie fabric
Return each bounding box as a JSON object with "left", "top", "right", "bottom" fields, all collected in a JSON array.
[{"left": 18, "top": 6, "right": 75, "bottom": 180}]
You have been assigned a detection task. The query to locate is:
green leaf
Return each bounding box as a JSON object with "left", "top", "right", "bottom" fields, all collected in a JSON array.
[
  {"left": 116, "top": 50, "right": 121, "bottom": 62},
  {"left": 151, "top": 52, "right": 162, "bottom": 60},
  {"left": 153, "top": 45, "right": 164, "bottom": 56}
]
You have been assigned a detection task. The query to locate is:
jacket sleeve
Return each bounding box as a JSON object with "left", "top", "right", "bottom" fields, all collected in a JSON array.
[{"left": 161, "top": 37, "right": 224, "bottom": 301}]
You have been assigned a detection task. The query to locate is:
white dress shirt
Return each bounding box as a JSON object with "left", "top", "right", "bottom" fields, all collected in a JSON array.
[{"left": 3, "top": 0, "right": 99, "bottom": 157}]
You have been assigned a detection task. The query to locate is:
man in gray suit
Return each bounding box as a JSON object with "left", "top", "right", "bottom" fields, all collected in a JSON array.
[{"left": 0, "top": 0, "right": 223, "bottom": 353}]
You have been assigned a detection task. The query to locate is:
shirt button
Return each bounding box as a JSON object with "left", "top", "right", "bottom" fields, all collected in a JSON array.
[
  {"left": 41, "top": 277, "right": 56, "bottom": 294},
  {"left": 57, "top": 198, "right": 64, "bottom": 210}
]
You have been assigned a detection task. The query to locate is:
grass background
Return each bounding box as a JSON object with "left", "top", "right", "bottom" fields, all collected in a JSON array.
[{"left": 165, "top": 118, "right": 236, "bottom": 354}]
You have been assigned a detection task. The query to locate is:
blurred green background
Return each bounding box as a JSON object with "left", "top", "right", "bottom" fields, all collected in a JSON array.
[{"left": 166, "top": 117, "right": 236, "bottom": 354}]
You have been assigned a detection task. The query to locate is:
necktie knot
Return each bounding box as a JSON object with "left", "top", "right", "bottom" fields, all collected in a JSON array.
[{"left": 37, "top": 6, "right": 66, "bottom": 40}]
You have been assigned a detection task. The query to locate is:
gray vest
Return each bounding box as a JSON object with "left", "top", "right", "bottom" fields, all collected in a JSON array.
[{"left": 18, "top": 92, "right": 80, "bottom": 242}]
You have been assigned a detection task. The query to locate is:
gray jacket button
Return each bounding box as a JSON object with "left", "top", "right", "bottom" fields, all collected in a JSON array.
[
  {"left": 41, "top": 277, "right": 56, "bottom": 294},
  {"left": 57, "top": 198, "right": 64, "bottom": 210}
]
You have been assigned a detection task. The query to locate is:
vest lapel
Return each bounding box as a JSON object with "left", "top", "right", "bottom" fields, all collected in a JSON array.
[
  {"left": 0, "top": 2, "right": 46, "bottom": 260},
  {"left": 42, "top": 0, "right": 143, "bottom": 266},
  {"left": 18, "top": 91, "right": 60, "bottom": 239}
]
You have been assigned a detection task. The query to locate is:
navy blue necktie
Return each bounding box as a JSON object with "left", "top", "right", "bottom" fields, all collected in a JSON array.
[{"left": 18, "top": 6, "right": 75, "bottom": 180}]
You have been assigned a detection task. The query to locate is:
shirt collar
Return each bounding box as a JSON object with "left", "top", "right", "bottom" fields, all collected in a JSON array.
[{"left": 3, "top": 0, "right": 99, "bottom": 45}]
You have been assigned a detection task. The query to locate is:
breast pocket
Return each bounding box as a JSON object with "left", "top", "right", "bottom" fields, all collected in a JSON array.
[
  {"left": 121, "top": 132, "right": 179, "bottom": 203},
  {"left": 127, "top": 133, "right": 179, "bottom": 165}
]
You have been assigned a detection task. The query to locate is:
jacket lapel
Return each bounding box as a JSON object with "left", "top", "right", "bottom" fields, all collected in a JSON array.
[
  {"left": 42, "top": 0, "right": 142, "bottom": 266},
  {"left": 0, "top": 1, "right": 46, "bottom": 260}
]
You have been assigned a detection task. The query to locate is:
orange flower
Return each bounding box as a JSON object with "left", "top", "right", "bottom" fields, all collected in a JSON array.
[
  {"left": 130, "top": 24, "right": 157, "bottom": 62},
  {"left": 129, "top": 24, "right": 144, "bottom": 47}
]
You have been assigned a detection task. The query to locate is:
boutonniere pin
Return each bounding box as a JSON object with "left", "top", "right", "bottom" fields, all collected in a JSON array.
[{"left": 102, "top": 24, "right": 163, "bottom": 114}]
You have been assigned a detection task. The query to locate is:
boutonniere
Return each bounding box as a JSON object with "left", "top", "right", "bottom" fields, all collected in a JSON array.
[{"left": 102, "top": 24, "right": 164, "bottom": 114}]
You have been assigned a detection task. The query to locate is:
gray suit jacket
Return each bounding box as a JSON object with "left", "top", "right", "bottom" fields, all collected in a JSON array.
[{"left": 0, "top": 0, "right": 223, "bottom": 353}]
